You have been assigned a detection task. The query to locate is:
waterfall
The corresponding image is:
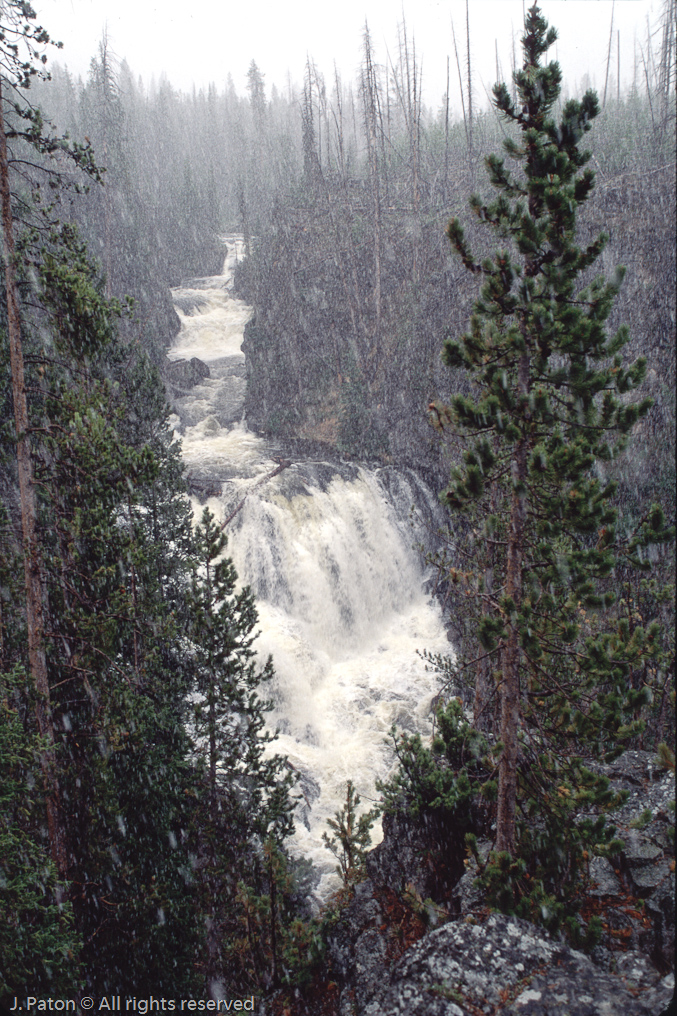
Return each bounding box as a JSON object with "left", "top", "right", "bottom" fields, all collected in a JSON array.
[{"left": 169, "top": 239, "right": 451, "bottom": 897}]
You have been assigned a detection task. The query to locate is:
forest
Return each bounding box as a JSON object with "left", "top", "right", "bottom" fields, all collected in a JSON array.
[{"left": 1, "top": 0, "right": 675, "bottom": 1012}]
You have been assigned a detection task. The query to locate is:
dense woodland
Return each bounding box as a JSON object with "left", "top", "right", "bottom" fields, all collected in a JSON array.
[
  {"left": 29, "top": 16, "right": 675, "bottom": 482},
  {"left": 1, "top": 0, "right": 675, "bottom": 1007}
]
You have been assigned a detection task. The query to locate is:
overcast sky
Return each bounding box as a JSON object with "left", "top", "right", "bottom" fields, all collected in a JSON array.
[{"left": 39, "top": 0, "right": 660, "bottom": 113}]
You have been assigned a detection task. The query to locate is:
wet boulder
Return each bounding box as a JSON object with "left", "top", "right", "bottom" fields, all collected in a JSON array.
[
  {"left": 366, "top": 810, "right": 462, "bottom": 903},
  {"left": 163, "top": 356, "right": 210, "bottom": 389},
  {"left": 367, "top": 803, "right": 491, "bottom": 908}
]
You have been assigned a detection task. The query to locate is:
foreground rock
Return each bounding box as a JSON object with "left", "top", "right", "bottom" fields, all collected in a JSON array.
[
  {"left": 320, "top": 748, "right": 674, "bottom": 1016},
  {"left": 325, "top": 896, "right": 674, "bottom": 1015},
  {"left": 358, "top": 913, "right": 674, "bottom": 1016}
]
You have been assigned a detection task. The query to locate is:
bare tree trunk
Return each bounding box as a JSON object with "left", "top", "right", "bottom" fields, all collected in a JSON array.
[
  {"left": 99, "top": 33, "right": 114, "bottom": 299},
  {"left": 411, "top": 38, "right": 421, "bottom": 287},
  {"left": 332, "top": 65, "right": 346, "bottom": 179},
  {"left": 362, "top": 27, "right": 382, "bottom": 359},
  {"left": 640, "top": 44, "right": 656, "bottom": 131},
  {"left": 0, "top": 78, "right": 66, "bottom": 877},
  {"left": 511, "top": 25, "right": 518, "bottom": 106},
  {"left": 268, "top": 849, "right": 279, "bottom": 986},
  {"left": 452, "top": 20, "right": 469, "bottom": 153},
  {"left": 237, "top": 178, "right": 250, "bottom": 258},
  {"left": 466, "top": 0, "right": 474, "bottom": 173},
  {"left": 475, "top": 467, "right": 499, "bottom": 732},
  {"left": 220, "top": 459, "right": 291, "bottom": 530},
  {"left": 603, "top": 1, "right": 616, "bottom": 107},
  {"left": 658, "top": 0, "right": 676, "bottom": 122},
  {"left": 209, "top": 692, "right": 217, "bottom": 805},
  {"left": 444, "top": 56, "right": 450, "bottom": 197}
]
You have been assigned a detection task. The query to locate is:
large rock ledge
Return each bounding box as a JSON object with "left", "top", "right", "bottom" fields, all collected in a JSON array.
[
  {"left": 359, "top": 913, "right": 674, "bottom": 1016},
  {"left": 322, "top": 749, "right": 674, "bottom": 1016},
  {"left": 327, "top": 899, "right": 674, "bottom": 1016}
]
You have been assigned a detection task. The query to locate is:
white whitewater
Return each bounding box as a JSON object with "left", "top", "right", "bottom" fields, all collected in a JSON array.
[{"left": 169, "top": 239, "right": 451, "bottom": 897}]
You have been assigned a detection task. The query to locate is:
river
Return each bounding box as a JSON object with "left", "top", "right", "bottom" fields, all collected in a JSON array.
[{"left": 167, "top": 237, "right": 451, "bottom": 898}]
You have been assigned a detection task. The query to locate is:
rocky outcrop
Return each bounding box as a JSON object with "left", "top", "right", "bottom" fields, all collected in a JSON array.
[
  {"left": 327, "top": 880, "right": 397, "bottom": 1011},
  {"left": 366, "top": 810, "right": 469, "bottom": 905},
  {"left": 322, "top": 749, "right": 675, "bottom": 1016},
  {"left": 163, "top": 356, "right": 210, "bottom": 390},
  {"left": 326, "top": 894, "right": 674, "bottom": 1016},
  {"left": 358, "top": 913, "right": 674, "bottom": 1016},
  {"left": 595, "top": 750, "right": 675, "bottom": 973}
]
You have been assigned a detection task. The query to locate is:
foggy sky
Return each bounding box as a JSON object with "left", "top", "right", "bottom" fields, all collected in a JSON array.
[{"left": 41, "top": 0, "right": 659, "bottom": 111}]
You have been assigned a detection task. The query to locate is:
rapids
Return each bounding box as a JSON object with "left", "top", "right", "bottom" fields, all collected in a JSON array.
[{"left": 168, "top": 238, "right": 451, "bottom": 898}]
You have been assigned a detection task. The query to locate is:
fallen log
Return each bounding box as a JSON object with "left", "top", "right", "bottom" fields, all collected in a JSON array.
[{"left": 220, "top": 458, "right": 292, "bottom": 530}]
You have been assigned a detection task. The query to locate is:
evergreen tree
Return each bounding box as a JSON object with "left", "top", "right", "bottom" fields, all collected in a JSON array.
[
  {"left": 430, "top": 1, "right": 673, "bottom": 900},
  {"left": 39, "top": 364, "right": 202, "bottom": 994},
  {"left": 0, "top": 50, "right": 201, "bottom": 988},
  {"left": 0, "top": 0, "right": 102, "bottom": 879},
  {"left": 188, "top": 508, "right": 295, "bottom": 991},
  {"left": 1, "top": 203, "right": 202, "bottom": 991},
  {"left": 0, "top": 665, "right": 82, "bottom": 998},
  {"left": 322, "top": 780, "right": 375, "bottom": 888}
]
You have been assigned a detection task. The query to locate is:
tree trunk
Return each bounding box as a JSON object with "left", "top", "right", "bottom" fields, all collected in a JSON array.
[
  {"left": 0, "top": 78, "right": 66, "bottom": 876},
  {"left": 475, "top": 473, "right": 498, "bottom": 732},
  {"left": 362, "top": 29, "right": 382, "bottom": 360},
  {"left": 444, "top": 57, "right": 450, "bottom": 198},
  {"left": 268, "top": 849, "right": 279, "bottom": 986},
  {"left": 495, "top": 351, "right": 529, "bottom": 855},
  {"left": 466, "top": 0, "right": 474, "bottom": 179}
]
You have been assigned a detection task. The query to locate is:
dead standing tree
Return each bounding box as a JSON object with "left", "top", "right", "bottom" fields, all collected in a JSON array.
[{"left": 361, "top": 24, "right": 383, "bottom": 368}]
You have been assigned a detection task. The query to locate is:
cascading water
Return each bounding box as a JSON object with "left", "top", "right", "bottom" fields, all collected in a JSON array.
[{"left": 168, "top": 239, "right": 452, "bottom": 897}]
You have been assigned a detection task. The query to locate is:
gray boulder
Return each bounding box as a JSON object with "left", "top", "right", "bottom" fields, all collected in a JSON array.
[
  {"left": 323, "top": 748, "right": 674, "bottom": 1016},
  {"left": 365, "top": 811, "right": 462, "bottom": 903},
  {"left": 360, "top": 914, "right": 674, "bottom": 1016},
  {"left": 163, "top": 356, "right": 210, "bottom": 389},
  {"left": 326, "top": 882, "right": 675, "bottom": 1016}
]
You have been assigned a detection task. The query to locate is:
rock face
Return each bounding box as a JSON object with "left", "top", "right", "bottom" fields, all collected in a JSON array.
[
  {"left": 163, "top": 356, "right": 210, "bottom": 389},
  {"left": 327, "top": 899, "right": 674, "bottom": 1016},
  {"left": 595, "top": 750, "right": 675, "bottom": 973},
  {"left": 365, "top": 811, "right": 464, "bottom": 904},
  {"left": 358, "top": 914, "right": 674, "bottom": 1016},
  {"left": 323, "top": 749, "right": 675, "bottom": 1016}
]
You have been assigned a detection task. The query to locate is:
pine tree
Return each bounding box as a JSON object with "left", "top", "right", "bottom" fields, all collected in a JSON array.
[
  {"left": 430, "top": 2, "right": 673, "bottom": 891},
  {"left": 189, "top": 508, "right": 295, "bottom": 990},
  {"left": 0, "top": 0, "right": 102, "bottom": 879},
  {"left": 39, "top": 363, "right": 202, "bottom": 993},
  {"left": 322, "top": 780, "right": 375, "bottom": 888},
  {"left": 0, "top": 665, "right": 82, "bottom": 997},
  {"left": 1, "top": 146, "right": 201, "bottom": 993}
]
